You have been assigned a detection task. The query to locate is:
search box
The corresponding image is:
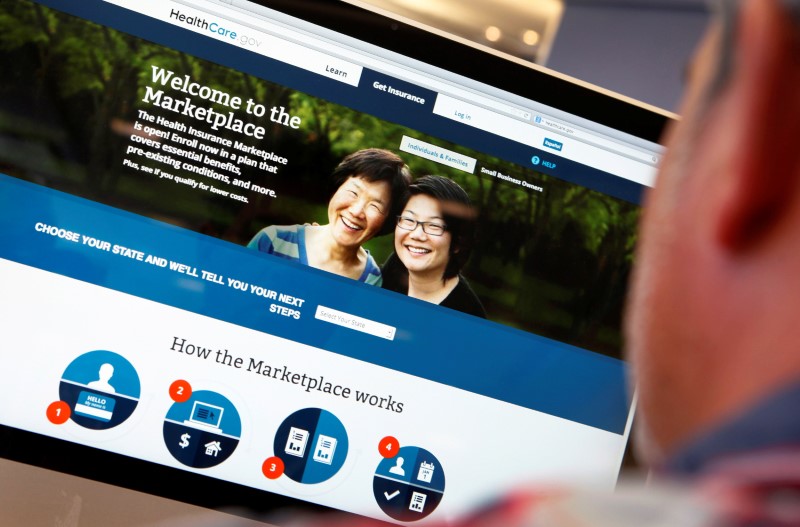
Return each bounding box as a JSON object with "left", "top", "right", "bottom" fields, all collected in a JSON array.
[
  {"left": 105, "top": 0, "right": 363, "bottom": 86},
  {"left": 315, "top": 305, "right": 396, "bottom": 341},
  {"left": 533, "top": 115, "right": 658, "bottom": 165}
]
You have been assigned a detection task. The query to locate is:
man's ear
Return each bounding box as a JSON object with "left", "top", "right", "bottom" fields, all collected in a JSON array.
[{"left": 716, "top": 0, "right": 800, "bottom": 251}]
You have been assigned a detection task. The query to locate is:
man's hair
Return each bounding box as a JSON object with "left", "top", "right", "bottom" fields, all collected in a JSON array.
[
  {"left": 406, "top": 175, "right": 476, "bottom": 280},
  {"left": 330, "top": 148, "right": 411, "bottom": 236}
]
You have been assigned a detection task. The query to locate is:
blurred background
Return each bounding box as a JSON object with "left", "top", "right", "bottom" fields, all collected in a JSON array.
[{"left": 349, "top": 0, "right": 710, "bottom": 113}]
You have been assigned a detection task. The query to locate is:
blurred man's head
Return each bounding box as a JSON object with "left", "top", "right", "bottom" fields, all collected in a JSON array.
[{"left": 625, "top": 0, "right": 800, "bottom": 466}]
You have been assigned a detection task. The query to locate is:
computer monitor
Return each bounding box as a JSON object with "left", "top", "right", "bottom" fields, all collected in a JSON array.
[{"left": 0, "top": 0, "right": 672, "bottom": 523}]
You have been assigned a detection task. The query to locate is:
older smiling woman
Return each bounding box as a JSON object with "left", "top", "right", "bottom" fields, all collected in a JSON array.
[{"left": 248, "top": 149, "right": 410, "bottom": 285}]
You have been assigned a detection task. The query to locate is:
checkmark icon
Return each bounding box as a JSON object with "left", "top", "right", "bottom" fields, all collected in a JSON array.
[{"left": 384, "top": 490, "right": 400, "bottom": 500}]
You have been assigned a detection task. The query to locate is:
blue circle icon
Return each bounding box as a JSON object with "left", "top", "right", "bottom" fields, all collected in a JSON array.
[
  {"left": 163, "top": 390, "right": 241, "bottom": 468},
  {"left": 373, "top": 446, "right": 445, "bottom": 521},
  {"left": 531, "top": 155, "right": 541, "bottom": 166},
  {"left": 273, "top": 408, "right": 349, "bottom": 484},
  {"left": 59, "top": 350, "right": 140, "bottom": 430}
]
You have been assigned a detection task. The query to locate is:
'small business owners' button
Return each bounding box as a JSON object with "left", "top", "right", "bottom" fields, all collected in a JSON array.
[{"left": 543, "top": 138, "right": 563, "bottom": 151}]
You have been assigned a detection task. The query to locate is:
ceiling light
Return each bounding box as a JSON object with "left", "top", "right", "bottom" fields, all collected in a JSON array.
[
  {"left": 484, "top": 26, "right": 501, "bottom": 42},
  {"left": 522, "top": 29, "right": 540, "bottom": 46}
]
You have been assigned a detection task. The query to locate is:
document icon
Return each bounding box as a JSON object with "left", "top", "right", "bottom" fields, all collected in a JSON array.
[
  {"left": 409, "top": 491, "right": 427, "bottom": 513},
  {"left": 285, "top": 427, "right": 309, "bottom": 457},
  {"left": 312, "top": 434, "right": 337, "bottom": 464}
]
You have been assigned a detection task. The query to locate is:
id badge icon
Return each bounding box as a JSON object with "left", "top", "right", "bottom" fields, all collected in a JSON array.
[{"left": 74, "top": 390, "right": 116, "bottom": 422}]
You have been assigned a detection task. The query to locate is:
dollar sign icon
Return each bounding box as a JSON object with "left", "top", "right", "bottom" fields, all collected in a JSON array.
[{"left": 179, "top": 433, "right": 191, "bottom": 448}]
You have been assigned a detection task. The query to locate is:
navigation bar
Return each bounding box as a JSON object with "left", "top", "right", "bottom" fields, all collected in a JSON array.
[
  {"left": 149, "top": 0, "right": 538, "bottom": 128},
  {"left": 105, "top": 0, "right": 363, "bottom": 87},
  {"left": 98, "top": 0, "right": 654, "bottom": 196},
  {"left": 208, "top": 0, "right": 659, "bottom": 168}
]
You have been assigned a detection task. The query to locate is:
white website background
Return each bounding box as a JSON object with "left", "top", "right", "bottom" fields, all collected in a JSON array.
[{"left": 0, "top": 258, "right": 626, "bottom": 522}]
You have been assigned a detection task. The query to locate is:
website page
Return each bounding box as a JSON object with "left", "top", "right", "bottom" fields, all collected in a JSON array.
[{"left": 0, "top": 0, "right": 657, "bottom": 523}]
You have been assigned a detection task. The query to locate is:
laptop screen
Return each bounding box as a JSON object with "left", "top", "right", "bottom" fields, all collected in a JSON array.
[{"left": 0, "top": 0, "right": 669, "bottom": 523}]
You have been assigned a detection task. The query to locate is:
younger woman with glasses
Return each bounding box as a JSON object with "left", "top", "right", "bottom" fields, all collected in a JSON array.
[{"left": 382, "top": 175, "right": 487, "bottom": 318}]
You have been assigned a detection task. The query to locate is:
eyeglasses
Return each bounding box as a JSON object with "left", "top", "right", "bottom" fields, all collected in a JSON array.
[{"left": 396, "top": 216, "right": 447, "bottom": 236}]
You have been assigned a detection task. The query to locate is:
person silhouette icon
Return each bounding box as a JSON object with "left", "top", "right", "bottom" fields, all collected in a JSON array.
[
  {"left": 389, "top": 456, "right": 405, "bottom": 476},
  {"left": 87, "top": 363, "right": 116, "bottom": 393}
]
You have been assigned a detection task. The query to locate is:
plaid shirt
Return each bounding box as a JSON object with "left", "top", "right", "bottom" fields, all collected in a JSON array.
[
  {"left": 292, "top": 383, "right": 800, "bottom": 527},
  {"left": 473, "top": 382, "right": 800, "bottom": 526}
]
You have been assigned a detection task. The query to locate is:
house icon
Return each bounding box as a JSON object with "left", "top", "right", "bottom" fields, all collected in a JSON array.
[{"left": 204, "top": 441, "right": 222, "bottom": 457}]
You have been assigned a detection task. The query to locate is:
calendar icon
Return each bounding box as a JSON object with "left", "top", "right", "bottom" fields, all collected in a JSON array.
[{"left": 417, "top": 461, "right": 434, "bottom": 483}]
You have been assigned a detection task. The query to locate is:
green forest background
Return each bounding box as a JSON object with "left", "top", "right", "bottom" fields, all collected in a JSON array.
[{"left": 0, "top": 1, "right": 640, "bottom": 359}]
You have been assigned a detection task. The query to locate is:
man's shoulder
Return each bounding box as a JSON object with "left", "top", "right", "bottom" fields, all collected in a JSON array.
[{"left": 666, "top": 381, "right": 800, "bottom": 475}]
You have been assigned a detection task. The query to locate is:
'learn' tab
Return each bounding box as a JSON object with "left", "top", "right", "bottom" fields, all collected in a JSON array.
[{"left": 315, "top": 61, "right": 362, "bottom": 86}]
